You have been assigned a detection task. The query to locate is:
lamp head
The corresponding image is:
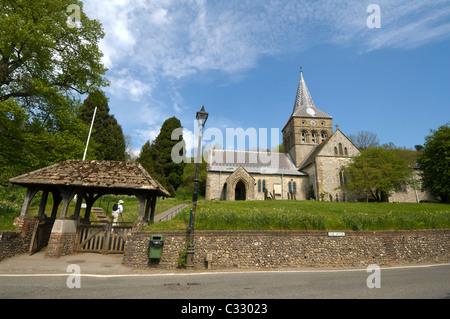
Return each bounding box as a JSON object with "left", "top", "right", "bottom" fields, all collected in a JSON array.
[{"left": 196, "top": 106, "right": 208, "bottom": 126}]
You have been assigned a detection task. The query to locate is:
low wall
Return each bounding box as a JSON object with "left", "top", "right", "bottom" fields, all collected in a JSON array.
[
  {"left": 0, "top": 217, "right": 38, "bottom": 262},
  {"left": 123, "top": 229, "right": 450, "bottom": 269}
]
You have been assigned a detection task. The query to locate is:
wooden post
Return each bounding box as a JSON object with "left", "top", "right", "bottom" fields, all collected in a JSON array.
[
  {"left": 83, "top": 193, "right": 102, "bottom": 220},
  {"left": 73, "top": 191, "right": 85, "bottom": 219},
  {"left": 38, "top": 189, "right": 49, "bottom": 218},
  {"left": 136, "top": 193, "right": 146, "bottom": 222},
  {"left": 103, "top": 222, "right": 112, "bottom": 254},
  {"left": 59, "top": 188, "right": 77, "bottom": 219},
  {"left": 149, "top": 194, "right": 157, "bottom": 224},
  {"left": 20, "top": 187, "right": 39, "bottom": 217},
  {"left": 143, "top": 195, "right": 151, "bottom": 223},
  {"left": 50, "top": 191, "right": 62, "bottom": 219}
]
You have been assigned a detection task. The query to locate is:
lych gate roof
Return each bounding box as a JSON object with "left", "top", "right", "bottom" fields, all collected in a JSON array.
[
  {"left": 9, "top": 160, "right": 170, "bottom": 197},
  {"left": 208, "top": 149, "right": 306, "bottom": 176}
]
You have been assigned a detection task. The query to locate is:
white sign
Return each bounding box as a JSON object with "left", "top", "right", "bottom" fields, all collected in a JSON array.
[
  {"left": 328, "top": 231, "right": 346, "bottom": 237},
  {"left": 273, "top": 184, "right": 282, "bottom": 195}
]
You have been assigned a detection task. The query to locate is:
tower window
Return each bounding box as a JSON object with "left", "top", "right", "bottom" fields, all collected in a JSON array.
[
  {"left": 321, "top": 131, "right": 328, "bottom": 142},
  {"left": 301, "top": 130, "right": 307, "bottom": 143},
  {"left": 311, "top": 131, "right": 318, "bottom": 144}
]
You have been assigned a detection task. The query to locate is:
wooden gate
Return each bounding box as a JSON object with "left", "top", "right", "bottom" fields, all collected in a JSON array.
[
  {"left": 75, "top": 222, "right": 133, "bottom": 254},
  {"left": 29, "top": 218, "right": 54, "bottom": 254}
]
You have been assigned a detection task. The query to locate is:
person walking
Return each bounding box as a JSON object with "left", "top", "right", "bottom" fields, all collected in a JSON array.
[{"left": 112, "top": 200, "right": 124, "bottom": 226}]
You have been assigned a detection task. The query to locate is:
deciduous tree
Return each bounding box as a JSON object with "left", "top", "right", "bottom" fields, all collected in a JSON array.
[
  {"left": 339, "top": 147, "right": 412, "bottom": 202},
  {"left": 0, "top": 0, "right": 108, "bottom": 182},
  {"left": 417, "top": 123, "right": 450, "bottom": 203}
]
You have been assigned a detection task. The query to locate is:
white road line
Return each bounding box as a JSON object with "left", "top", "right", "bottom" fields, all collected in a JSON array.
[{"left": 0, "top": 263, "right": 449, "bottom": 278}]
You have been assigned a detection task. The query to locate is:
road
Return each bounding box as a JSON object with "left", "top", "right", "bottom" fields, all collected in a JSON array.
[{"left": 1, "top": 263, "right": 449, "bottom": 299}]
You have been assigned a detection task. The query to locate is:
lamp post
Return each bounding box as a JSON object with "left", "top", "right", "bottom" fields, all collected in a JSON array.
[{"left": 185, "top": 106, "right": 208, "bottom": 270}]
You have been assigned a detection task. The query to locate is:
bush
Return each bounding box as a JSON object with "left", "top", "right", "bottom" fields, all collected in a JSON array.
[{"left": 0, "top": 203, "right": 20, "bottom": 230}]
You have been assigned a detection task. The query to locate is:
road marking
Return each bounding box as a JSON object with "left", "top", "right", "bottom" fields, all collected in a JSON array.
[{"left": 0, "top": 263, "right": 449, "bottom": 278}]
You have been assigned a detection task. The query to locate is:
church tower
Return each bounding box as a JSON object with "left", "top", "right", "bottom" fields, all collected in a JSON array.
[{"left": 282, "top": 68, "right": 333, "bottom": 168}]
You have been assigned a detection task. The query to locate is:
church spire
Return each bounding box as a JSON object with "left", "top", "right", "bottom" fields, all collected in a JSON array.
[
  {"left": 292, "top": 67, "right": 332, "bottom": 119},
  {"left": 293, "top": 66, "right": 316, "bottom": 113}
]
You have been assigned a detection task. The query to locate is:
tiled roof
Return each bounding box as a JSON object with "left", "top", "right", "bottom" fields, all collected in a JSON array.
[
  {"left": 9, "top": 160, "right": 170, "bottom": 196},
  {"left": 208, "top": 149, "right": 306, "bottom": 176}
]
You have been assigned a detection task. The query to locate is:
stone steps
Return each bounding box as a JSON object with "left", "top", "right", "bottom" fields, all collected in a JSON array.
[{"left": 92, "top": 207, "right": 110, "bottom": 223}]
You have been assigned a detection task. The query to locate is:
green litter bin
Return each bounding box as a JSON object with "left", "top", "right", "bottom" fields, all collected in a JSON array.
[{"left": 149, "top": 235, "right": 164, "bottom": 259}]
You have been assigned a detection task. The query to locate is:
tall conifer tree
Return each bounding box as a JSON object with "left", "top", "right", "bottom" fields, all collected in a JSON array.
[
  {"left": 137, "top": 117, "right": 186, "bottom": 195},
  {"left": 79, "top": 90, "right": 126, "bottom": 161}
]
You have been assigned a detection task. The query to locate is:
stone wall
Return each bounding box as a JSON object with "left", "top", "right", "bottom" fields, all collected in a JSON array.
[
  {"left": 205, "top": 171, "right": 308, "bottom": 201},
  {"left": 0, "top": 217, "right": 38, "bottom": 262},
  {"left": 123, "top": 229, "right": 450, "bottom": 269}
]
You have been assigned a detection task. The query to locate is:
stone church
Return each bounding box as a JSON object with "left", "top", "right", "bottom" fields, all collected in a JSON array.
[{"left": 205, "top": 70, "right": 432, "bottom": 203}]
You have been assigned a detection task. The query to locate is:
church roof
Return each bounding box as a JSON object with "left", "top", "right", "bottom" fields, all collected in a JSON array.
[
  {"left": 9, "top": 160, "right": 170, "bottom": 196},
  {"left": 291, "top": 71, "right": 332, "bottom": 119},
  {"left": 298, "top": 129, "right": 360, "bottom": 169},
  {"left": 208, "top": 149, "right": 306, "bottom": 176}
]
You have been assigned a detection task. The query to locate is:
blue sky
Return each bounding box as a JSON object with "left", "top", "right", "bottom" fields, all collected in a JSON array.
[{"left": 83, "top": 0, "right": 450, "bottom": 157}]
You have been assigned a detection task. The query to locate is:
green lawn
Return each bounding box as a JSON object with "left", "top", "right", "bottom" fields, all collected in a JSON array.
[
  {"left": 1, "top": 186, "right": 449, "bottom": 232},
  {"left": 144, "top": 200, "right": 450, "bottom": 231}
]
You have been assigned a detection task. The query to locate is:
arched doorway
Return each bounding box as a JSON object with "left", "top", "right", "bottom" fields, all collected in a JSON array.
[{"left": 235, "top": 181, "right": 246, "bottom": 201}]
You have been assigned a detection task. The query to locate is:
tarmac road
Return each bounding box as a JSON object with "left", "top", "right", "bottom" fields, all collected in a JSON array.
[{"left": 0, "top": 252, "right": 449, "bottom": 300}]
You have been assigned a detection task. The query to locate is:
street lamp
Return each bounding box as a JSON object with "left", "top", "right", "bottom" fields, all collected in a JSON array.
[{"left": 185, "top": 106, "right": 208, "bottom": 270}]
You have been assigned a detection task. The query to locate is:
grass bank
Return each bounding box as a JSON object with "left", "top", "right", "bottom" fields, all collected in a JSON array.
[
  {"left": 144, "top": 200, "right": 450, "bottom": 231},
  {"left": 2, "top": 184, "right": 449, "bottom": 231}
]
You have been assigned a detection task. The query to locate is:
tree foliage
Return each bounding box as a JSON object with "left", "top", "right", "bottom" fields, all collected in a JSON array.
[
  {"left": 78, "top": 90, "right": 126, "bottom": 161},
  {"left": 137, "top": 117, "right": 187, "bottom": 195},
  {"left": 417, "top": 123, "right": 450, "bottom": 203},
  {"left": 0, "top": 0, "right": 108, "bottom": 183},
  {"left": 0, "top": 0, "right": 108, "bottom": 107},
  {"left": 339, "top": 147, "right": 412, "bottom": 202},
  {"left": 0, "top": 97, "right": 88, "bottom": 184}
]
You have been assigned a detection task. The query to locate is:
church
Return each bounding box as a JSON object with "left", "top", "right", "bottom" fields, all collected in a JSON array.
[{"left": 205, "top": 69, "right": 432, "bottom": 203}]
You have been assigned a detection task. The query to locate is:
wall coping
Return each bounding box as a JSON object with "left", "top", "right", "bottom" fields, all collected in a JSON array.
[{"left": 135, "top": 228, "right": 450, "bottom": 237}]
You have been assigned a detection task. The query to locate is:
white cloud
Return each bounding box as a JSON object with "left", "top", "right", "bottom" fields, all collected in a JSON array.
[
  {"left": 85, "top": 0, "right": 450, "bottom": 86},
  {"left": 83, "top": 0, "right": 450, "bottom": 153},
  {"left": 106, "top": 71, "right": 151, "bottom": 102},
  {"left": 133, "top": 126, "right": 161, "bottom": 149}
]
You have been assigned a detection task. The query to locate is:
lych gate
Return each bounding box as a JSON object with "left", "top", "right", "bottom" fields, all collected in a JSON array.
[{"left": 9, "top": 160, "right": 169, "bottom": 257}]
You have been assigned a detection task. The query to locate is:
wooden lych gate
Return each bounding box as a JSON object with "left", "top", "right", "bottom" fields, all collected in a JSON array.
[
  {"left": 9, "top": 160, "right": 170, "bottom": 258},
  {"left": 75, "top": 222, "right": 133, "bottom": 254}
]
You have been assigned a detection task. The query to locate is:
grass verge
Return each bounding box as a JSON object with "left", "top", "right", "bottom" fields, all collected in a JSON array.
[{"left": 145, "top": 200, "right": 450, "bottom": 231}]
